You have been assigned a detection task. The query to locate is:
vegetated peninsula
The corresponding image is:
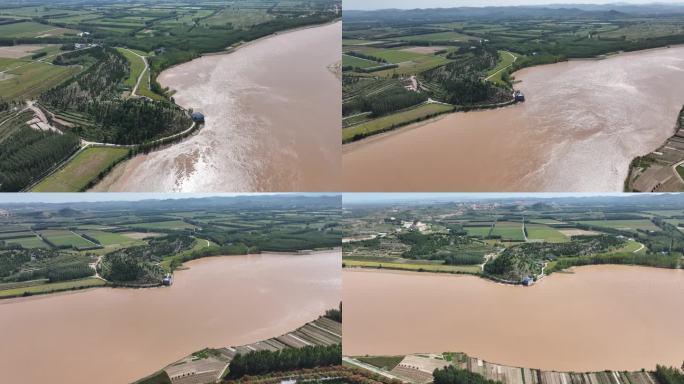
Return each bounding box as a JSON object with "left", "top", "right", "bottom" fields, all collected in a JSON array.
[
  {"left": 341, "top": 4, "right": 684, "bottom": 144},
  {"left": 0, "top": 194, "right": 342, "bottom": 299},
  {"left": 342, "top": 194, "right": 684, "bottom": 285},
  {"left": 0, "top": 0, "right": 340, "bottom": 192},
  {"left": 344, "top": 352, "right": 684, "bottom": 384}
]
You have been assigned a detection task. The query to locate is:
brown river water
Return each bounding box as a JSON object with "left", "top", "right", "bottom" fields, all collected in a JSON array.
[
  {"left": 0, "top": 251, "right": 341, "bottom": 384},
  {"left": 93, "top": 21, "right": 341, "bottom": 192},
  {"left": 343, "top": 265, "right": 684, "bottom": 371},
  {"left": 343, "top": 46, "right": 684, "bottom": 191}
]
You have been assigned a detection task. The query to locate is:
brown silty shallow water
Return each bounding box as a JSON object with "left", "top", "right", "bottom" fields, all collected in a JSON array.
[
  {"left": 343, "top": 265, "right": 684, "bottom": 371},
  {"left": 93, "top": 21, "right": 341, "bottom": 192},
  {"left": 0, "top": 251, "right": 341, "bottom": 384},
  {"left": 343, "top": 46, "right": 684, "bottom": 192}
]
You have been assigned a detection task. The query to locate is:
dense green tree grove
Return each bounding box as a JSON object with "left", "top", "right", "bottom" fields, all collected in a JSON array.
[
  {"left": 201, "top": 224, "right": 341, "bottom": 252},
  {"left": 398, "top": 232, "right": 487, "bottom": 264},
  {"left": 485, "top": 235, "right": 627, "bottom": 280},
  {"left": 343, "top": 85, "right": 427, "bottom": 117},
  {"left": 433, "top": 366, "right": 502, "bottom": 384},
  {"left": 420, "top": 46, "right": 510, "bottom": 106},
  {"left": 41, "top": 47, "right": 192, "bottom": 144},
  {"left": 44, "top": 262, "right": 93, "bottom": 282},
  {"left": 654, "top": 366, "right": 684, "bottom": 384},
  {"left": 346, "top": 51, "right": 387, "bottom": 63},
  {"left": 325, "top": 303, "right": 342, "bottom": 322},
  {"left": 99, "top": 235, "right": 194, "bottom": 283},
  {"left": 228, "top": 344, "right": 342, "bottom": 378},
  {"left": 0, "top": 127, "right": 80, "bottom": 192},
  {"left": 0, "top": 248, "right": 94, "bottom": 283},
  {"left": 546, "top": 252, "right": 681, "bottom": 273},
  {"left": 366, "top": 90, "right": 428, "bottom": 117}
]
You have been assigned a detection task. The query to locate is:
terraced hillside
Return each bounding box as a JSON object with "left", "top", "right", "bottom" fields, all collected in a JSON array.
[
  {"left": 347, "top": 353, "right": 671, "bottom": 384},
  {"left": 139, "top": 315, "right": 343, "bottom": 384}
]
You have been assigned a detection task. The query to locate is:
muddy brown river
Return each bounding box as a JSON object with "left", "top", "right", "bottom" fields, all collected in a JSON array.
[
  {"left": 343, "top": 265, "right": 684, "bottom": 371},
  {"left": 0, "top": 251, "right": 341, "bottom": 384},
  {"left": 343, "top": 46, "right": 684, "bottom": 192},
  {"left": 94, "top": 21, "right": 341, "bottom": 192}
]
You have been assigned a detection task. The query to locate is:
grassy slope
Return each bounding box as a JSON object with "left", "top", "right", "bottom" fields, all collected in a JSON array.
[
  {"left": 160, "top": 237, "right": 218, "bottom": 272},
  {"left": 0, "top": 277, "right": 106, "bottom": 298},
  {"left": 32, "top": 147, "right": 130, "bottom": 192},
  {"left": 116, "top": 47, "right": 145, "bottom": 89},
  {"left": 0, "top": 60, "right": 79, "bottom": 100},
  {"left": 344, "top": 259, "right": 481, "bottom": 274},
  {"left": 343, "top": 103, "right": 452, "bottom": 142}
]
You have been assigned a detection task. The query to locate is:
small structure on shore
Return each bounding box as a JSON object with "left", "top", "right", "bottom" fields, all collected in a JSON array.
[
  {"left": 522, "top": 276, "right": 534, "bottom": 286},
  {"left": 513, "top": 90, "right": 525, "bottom": 102},
  {"left": 162, "top": 274, "right": 173, "bottom": 286},
  {"left": 191, "top": 112, "right": 205, "bottom": 123}
]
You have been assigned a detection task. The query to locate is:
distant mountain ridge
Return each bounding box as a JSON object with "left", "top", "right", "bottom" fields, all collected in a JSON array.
[{"left": 343, "top": 3, "right": 684, "bottom": 23}]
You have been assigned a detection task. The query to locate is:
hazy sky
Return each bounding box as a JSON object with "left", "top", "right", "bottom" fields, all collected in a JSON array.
[
  {"left": 342, "top": 193, "right": 635, "bottom": 204},
  {"left": 0, "top": 193, "right": 330, "bottom": 204},
  {"left": 344, "top": 0, "right": 684, "bottom": 10}
]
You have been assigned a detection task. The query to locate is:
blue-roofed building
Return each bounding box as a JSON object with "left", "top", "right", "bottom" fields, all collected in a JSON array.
[
  {"left": 191, "top": 112, "right": 205, "bottom": 123},
  {"left": 162, "top": 274, "right": 173, "bottom": 286},
  {"left": 522, "top": 276, "right": 534, "bottom": 286}
]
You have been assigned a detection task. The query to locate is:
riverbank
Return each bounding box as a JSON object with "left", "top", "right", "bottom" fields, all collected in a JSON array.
[
  {"left": 92, "top": 21, "right": 341, "bottom": 192},
  {"left": 343, "top": 247, "right": 680, "bottom": 285},
  {"left": 0, "top": 252, "right": 341, "bottom": 384},
  {"left": 25, "top": 18, "right": 338, "bottom": 192},
  {"left": 345, "top": 43, "right": 684, "bottom": 147},
  {"left": 625, "top": 106, "right": 684, "bottom": 192},
  {"left": 0, "top": 243, "right": 339, "bottom": 300},
  {"left": 343, "top": 265, "right": 684, "bottom": 371},
  {"left": 342, "top": 98, "right": 519, "bottom": 144},
  {"left": 346, "top": 352, "right": 670, "bottom": 384},
  {"left": 343, "top": 45, "right": 684, "bottom": 191},
  {"left": 136, "top": 314, "right": 342, "bottom": 384}
]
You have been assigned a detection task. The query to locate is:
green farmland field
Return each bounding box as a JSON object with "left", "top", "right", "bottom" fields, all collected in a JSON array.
[
  {"left": 128, "top": 220, "right": 197, "bottom": 231},
  {"left": 342, "top": 54, "right": 381, "bottom": 69},
  {"left": 491, "top": 221, "right": 525, "bottom": 241},
  {"left": 0, "top": 21, "right": 75, "bottom": 38},
  {"left": 32, "top": 147, "right": 130, "bottom": 192},
  {"left": 39, "top": 230, "right": 95, "bottom": 248},
  {"left": 4, "top": 236, "right": 48, "bottom": 249},
  {"left": 343, "top": 103, "right": 453, "bottom": 142},
  {"left": 345, "top": 259, "right": 481, "bottom": 274},
  {"left": 576, "top": 220, "right": 661, "bottom": 232},
  {"left": 389, "top": 31, "right": 476, "bottom": 42},
  {"left": 465, "top": 226, "right": 492, "bottom": 237},
  {"left": 0, "top": 60, "right": 79, "bottom": 100},
  {"left": 80, "top": 230, "right": 144, "bottom": 247},
  {"left": 526, "top": 224, "right": 568, "bottom": 242},
  {"left": 0, "top": 277, "right": 105, "bottom": 298}
]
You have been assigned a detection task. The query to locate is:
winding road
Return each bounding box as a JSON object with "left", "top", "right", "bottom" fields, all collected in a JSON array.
[{"left": 121, "top": 48, "right": 149, "bottom": 98}]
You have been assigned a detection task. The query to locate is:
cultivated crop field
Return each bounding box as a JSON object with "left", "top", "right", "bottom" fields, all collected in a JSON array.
[
  {"left": 4, "top": 235, "right": 48, "bottom": 249},
  {"left": 0, "top": 0, "right": 340, "bottom": 192},
  {"left": 526, "top": 224, "right": 568, "bottom": 243},
  {"left": 39, "top": 230, "right": 95, "bottom": 248},
  {"left": 342, "top": 195, "right": 684, "bottom": 281},
  {"left": 31, "top": 147, "right": 131, "bottom": 192},
  {"left": 0, "top": 59, "right": 79, "bottom": 100},
  {"left": 491, "top": 221, "right": 524, "bottom": 241},
  {"left": 343, "top": 103, "right": 452, "bottom": 142},
  {"left": 575, "top": 219, "right": 661, "bottom": 232},
  {"left": 342, "top": 6, "right": 684, "bottom": 143},
  {"left": 0, "top": 195, "right": 342, "bottom": 298}
]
